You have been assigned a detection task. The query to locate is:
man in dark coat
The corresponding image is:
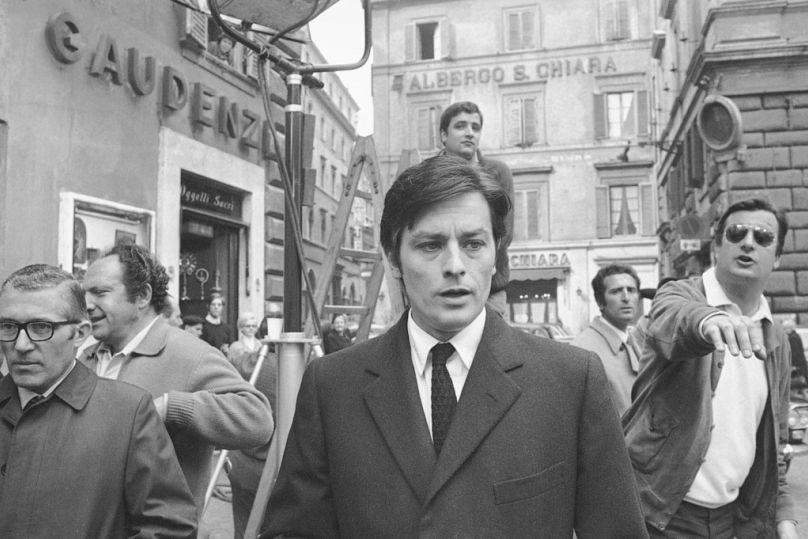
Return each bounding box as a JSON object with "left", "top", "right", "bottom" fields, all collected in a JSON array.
[
  {"left": 264, "top": 155, "right": 646, "bottom": 538},
  {"left": 0, "top": 264, "right": 196, "bottom": 538}
]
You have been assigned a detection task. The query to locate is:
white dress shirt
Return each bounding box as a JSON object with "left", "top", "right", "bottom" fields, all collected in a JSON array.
[{"left": 408, "top": 309, "right": 486, "bottom": 438}]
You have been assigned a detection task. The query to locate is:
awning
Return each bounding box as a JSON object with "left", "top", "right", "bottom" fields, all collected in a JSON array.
[{"left": 509, "top": 267, "right": 567, "bottom": 281}]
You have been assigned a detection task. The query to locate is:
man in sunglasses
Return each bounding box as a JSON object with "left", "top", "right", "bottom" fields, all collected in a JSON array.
[
  {"left": 623, "top": 198, "right": 797, "bottom": 538},
  {"left": 0, "top": 264, "right": 197, "bottom": 537}
]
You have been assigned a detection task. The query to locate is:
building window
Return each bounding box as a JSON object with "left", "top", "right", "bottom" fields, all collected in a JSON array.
[
  {"left": 504, "top": 7, "right": 538, "bottom": 51},
  {"left": 595, "top": 183, "right": 654, "bottom": 238},
  {"left": 602, "top": 0, "right": 632, "bottom": 41},
  {"left": 405, "top": 19, "right": 451, "bottom": 61},
  {"left": 505, "top": 94, "right": 544, "bottom": 147},
  {"left": 320, "top": 118, "right": 327, "bottom": 142},
  {"left": 413, "top": 104, "right": 443, "bottom": 151},
  {"left": 319, "top": 156, "right": 327, "bottom": 188},
  {"left": 331, "top": 165, "right": 339, "bottom": 196},
  {"left": 513, "top": 183, "right": 549, "bottom": 241},
  {"left": 320, "top": 209, "right": 328, "bottom": 243},
  {"left": 593, "top": 89, "right": 648, "bottom": 139},
  {"left": 182, "top": 9, "right": 259, "bottom": 80},
  {"left": 307, "top": 207, "right": 314, "bottom": 239}
]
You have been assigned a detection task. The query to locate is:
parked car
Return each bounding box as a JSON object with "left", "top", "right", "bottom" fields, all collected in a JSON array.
[{"left": 510, "top": 322, "right": 574, "bottom": 343}]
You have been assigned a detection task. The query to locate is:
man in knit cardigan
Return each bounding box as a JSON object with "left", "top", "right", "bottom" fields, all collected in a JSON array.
[{"left": 79, "top": 243, "right": 273, "bottom": 512}]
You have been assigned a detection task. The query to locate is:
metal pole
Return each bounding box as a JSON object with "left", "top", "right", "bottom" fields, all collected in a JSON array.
[{"left": 283, "top": 73, "right": 304, "bottom": 332}]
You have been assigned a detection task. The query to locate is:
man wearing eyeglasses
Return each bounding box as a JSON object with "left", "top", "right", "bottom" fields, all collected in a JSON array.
[
  {"left": 623, "top": 198, "right": 797, "bottom": 538},
  {"left": 0, "top": 264, "right": 197, "bottom": 537}
]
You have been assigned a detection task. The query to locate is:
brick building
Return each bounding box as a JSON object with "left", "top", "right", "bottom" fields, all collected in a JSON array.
[{"left": 652, "top": 0, "right": 808, "bottom": 321}]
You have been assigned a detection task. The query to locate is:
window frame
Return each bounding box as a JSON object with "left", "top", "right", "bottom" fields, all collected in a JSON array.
[
  {"left": 411, "top": 101, "right": 446, "bottom": 152},
  {"left": 504, "top": 91, "right": 545, "bottom": 148},
  {"left": 512, "top": 176, "right": 550, "bottom": 243},
  {"left": 405, "top": 18, "right": 452, "bottom": 62},
  {"left": 503, "top": 6, "right": 539, "bottom": 52}
]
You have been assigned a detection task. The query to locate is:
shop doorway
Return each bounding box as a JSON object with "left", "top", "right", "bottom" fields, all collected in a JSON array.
[{"left": 179, "top": 172, "right": 246, "bottom": 328}]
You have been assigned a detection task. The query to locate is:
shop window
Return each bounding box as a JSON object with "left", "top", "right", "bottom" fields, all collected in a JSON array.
[
  {"left": 602, "top": 0, "right": 633, "bottom": 41},
  {"left": 593, "top": 89, "right": 648, "bottom": 139},
  {"left": 68, "top": 198, "right": 153, "bottom": 280},
  {"left": 513, "top": 183, "right": 549, "bottom": 241},
  {"left": 596, "top": 183, "right": 654, "bottom": 238},
  {"left": 405, "top": 19, "right": 453, "bottom": 62},
  {"left": 413, "top": 104, "right": 443, "bottom": 151},
  {"left": 504, "top": 6, "right": 538, "bottom": 52},
  {"left": 507, "top": 280, "right": 558, "bottom": 324},
  {"left": 505, "top": 94, "right": 544, "bottom": 147}
]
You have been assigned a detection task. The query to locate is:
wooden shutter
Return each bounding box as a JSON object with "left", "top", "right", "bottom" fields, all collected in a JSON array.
[
  {"left": 593, "top": 93, "right": 607, "bottom": 139},
  {"left": 416, "top": 108, "right": 429, "bottom": 151},
  {"left": 245, "top": 31, "right": 259, "bottom": 80},
  {"left": 514, "top": 191, "right": 526, "bottom": 241},
  {"left": 439, "top": 20, "right": 453, "bottom": 59},
  {"left": 524, "top": 97, "right": 537, "bottom": 145},
  {"left": 431, "top": 105, "right": 442, "bottom": 149},
  {"left": 506, "top": 97, "right": 522, "bottom": 146},
  {"left": 636, "top": 90, "right": 649, "bottom": 137},
  {"left": 640, "top": 183, "right": 655, "bottom": 236},
  {"left": 522, "top": 10, "right": 535, "bottom": 49},
  {"left": 507, "top": 12, "right": 520, "bottom": 51},
  {"left": 185, "top": 9, "right": 208, "bottom": 49},
  {"left": 617, "top": 0, "right": 630, "bottom": 39},
  {"left": 596, "top": 186, "right": 612, "bottom": 238},
  {"left": 405, "top": 23, "right": 416, "bottom": 62}
]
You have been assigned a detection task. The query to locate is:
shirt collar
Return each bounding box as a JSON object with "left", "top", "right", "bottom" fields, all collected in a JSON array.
[
  {"left": 598, "top": 316, "right": 630, "bottom": 342},
  {"left": 18, "top": 359, "right": 76, "bottom": 408},
  {"left": 703, "top": 267, "right": 771, "bottom": 322},
  {"left": 97, "top": 315, "right": 161, "bottom": 358},
  {"left": 408, "top": 308, "right": 486, "bottom": 376}
]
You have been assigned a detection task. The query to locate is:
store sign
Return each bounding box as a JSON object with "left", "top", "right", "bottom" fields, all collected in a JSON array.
[
  {"left": 181, "top": 182, "right": 240, "bottom": 217},
  {"left": 510, "top": 251, "right": 571, "bottom": 269},
  {"left": 44, "top": 12, "right": 268, "bottom": 158},
  {"left": 408, "top": 56, "right": 617, "bottom": 92}
]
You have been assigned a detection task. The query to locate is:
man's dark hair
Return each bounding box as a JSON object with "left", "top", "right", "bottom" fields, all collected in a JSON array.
[
  {"left": 591, "top": 264, "right": 640, "bottom": 308},
  {"left": 1, "top": 264, "right": 87, "bottom": 321},
  {"left": 439, "top": 101, "right": 484, "bottom": 135},
  {"left": 103, "top": 244, "right": 170, "bottom": 313},
  {"left": 181, "top": 314, "right": 204, "bottom": 328},
  {"left": 713, "top": 198, "right": 788, "bottom": 256},
  {"left": 380, "top": 155, "right": 511, "bottom": 269}
]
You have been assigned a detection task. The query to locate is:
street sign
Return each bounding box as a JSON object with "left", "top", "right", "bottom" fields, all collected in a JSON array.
[{"left": 680, "top": 239, "right": 701, "bottom": 252}]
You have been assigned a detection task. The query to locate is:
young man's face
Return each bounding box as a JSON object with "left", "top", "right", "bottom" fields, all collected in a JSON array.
[
  {"left": 0, "top": 285, "right": 89, "bottom": 394},
  {"left": 83, "top": 255, "right": 143, "bottom": 352},
  {"left": 391, "top": 191, "right": 496, "bottom": 341},
  {"left": 599, "top": 273, "right": 639, "bottom": 331},
  {"left": 714, "top": 209, "right": 780, "bottom": 288},
  {"left": 441, "top": 112, "right": 482, "bottom": 161},
  {"left": 185, "top": 324, "right": 203, "bottom": 338}
]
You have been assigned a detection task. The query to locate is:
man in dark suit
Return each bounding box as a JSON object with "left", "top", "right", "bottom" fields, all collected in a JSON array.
[
  {"left": 264, "top": 155, "right": 647, "bottom": 538},
  {"left": 0, "top": 264, "right": 197, "bottom": 538}
]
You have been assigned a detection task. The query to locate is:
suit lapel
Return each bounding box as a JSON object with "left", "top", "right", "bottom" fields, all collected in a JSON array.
[
  {"left": 363, "top": 315, "right": 436, "bottom": 505},
  {"left": 425, "top": 312, "right": 522, "bottom": 505}
]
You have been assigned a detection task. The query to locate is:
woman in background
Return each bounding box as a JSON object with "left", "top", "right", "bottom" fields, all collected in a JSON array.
[{"left": 323, "top": 313, "right": 352, "bottom": 355}]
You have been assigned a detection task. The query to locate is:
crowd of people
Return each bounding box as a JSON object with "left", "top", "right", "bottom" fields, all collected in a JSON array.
[{"left": 0, "top": 100, "right": 801, "bottom": 538}]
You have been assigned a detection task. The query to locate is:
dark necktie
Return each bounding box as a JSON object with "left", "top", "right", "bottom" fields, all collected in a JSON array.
[
  {"left": 23, "top": 395, "right": 45, "bottom": 411},
  {"left": 431, "top": 342, "right": 456, "bottom": 454}
]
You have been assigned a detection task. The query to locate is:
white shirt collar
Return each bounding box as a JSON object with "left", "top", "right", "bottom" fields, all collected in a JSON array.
[
  {"left": 408, "top": 308, "right": 486, "bottom": 376},
  {"left": 703, "top": 267, "right": 771, "bottom": 322},
  {"left": 18, "top": 359, "right": 77, "bottom": 408},
  {"left": 98, "top": 315, "right": 161, "bottom": 357},
  {"left": 598, "top": 316, "right": 630, "bottom": 342}
]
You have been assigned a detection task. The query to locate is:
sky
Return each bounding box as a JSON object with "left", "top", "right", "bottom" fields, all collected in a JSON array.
[{"left": 309, "top": 0, "right": 374, "bottom": 135}]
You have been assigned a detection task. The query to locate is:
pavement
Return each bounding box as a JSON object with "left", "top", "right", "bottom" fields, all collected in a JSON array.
[{"left": 199, "top": 465, "right": 236, "bottom": 539}]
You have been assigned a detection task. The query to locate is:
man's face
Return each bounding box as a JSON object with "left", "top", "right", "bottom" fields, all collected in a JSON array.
[
  {"left": 0, "top": 286, "right": 89, "bottom": 394},
  {"left": 715, "top": 209, "right": 780, "bottom": 287},
  {"left": 441, "top": 112, "right": 482, "bottom": 161},
  {"left": 599, "top": 273, "right": 639, "bottom": 331},
  {"left": 83, "top": 255, "right": 142, "bottom": 352},
  {"left": 392, "top": 191, "right": 496, "bottom": 341}
]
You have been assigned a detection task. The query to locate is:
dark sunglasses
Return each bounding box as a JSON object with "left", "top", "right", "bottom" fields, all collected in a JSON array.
[{"left": 724, "top": 223, "right": 775, "bottom": 248}]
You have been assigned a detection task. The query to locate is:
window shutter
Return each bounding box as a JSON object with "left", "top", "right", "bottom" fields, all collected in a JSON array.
[
  {"left": 617, "top": 0, "right": 630, "bottom": 39},
  {"left": 245, "top": 31, "right": 259, "bottom": 80},
  {"left": 522, "top": 11, "right": 535, "bottom": 49},
  {"left": 527, "top": 190, "right": 539, "bottom": 239},
  {"left": 640, "top": 183, "right": 655, "bottom": 236},
  {"left": 432, "top": 105, "right": 442, "bottom": 149},
  {"left": 416, "top": 108, "right": 429, "bottom": 150},
  {"left": 439, "top": 20, "right": 453, "bottom": 59},
  {"left": 514, "top": 191, "right": 526, "bottom": 241},
  {"left": 506, "top": 98, "right": 522, "bottom": 146},
  {"left": 524, "top": 97, "right": 537, "bottom": 145},
  {"left": 507, "top": 13, "right": 520, "bottom": 51},
  {"left": 593, "top": 93, "right": 607, "bottom": 139},
  {"left": 405, "top": 23, "right": 416, "bottom": 62},
  {"left": 636, "top": 90, "right": 649, "bottom": 137},
  {"left": 185, "top": 10, "right": 208, "bottom": 49},
  {"left": 596, "top": 186, "right": 612, "bottom": 238}
]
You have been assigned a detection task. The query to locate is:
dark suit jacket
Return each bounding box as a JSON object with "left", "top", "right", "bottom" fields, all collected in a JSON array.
[
  {"left": 0, "top": 362, "right": 197, "bottom": 538},
  {"left": 265, "top": 309, "right": 647, "bottom": 538}
]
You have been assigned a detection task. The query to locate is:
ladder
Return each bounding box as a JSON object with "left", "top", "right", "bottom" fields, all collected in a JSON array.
[{"left": 307, "top": 136, "right": 409, "bottom": 342}]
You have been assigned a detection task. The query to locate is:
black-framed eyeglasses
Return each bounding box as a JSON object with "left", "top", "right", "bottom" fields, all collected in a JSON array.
[
  {"left": 724, "top": 223, "right": 775, "bottom": 248},
  {"left": 0, "top": 320, "right": 80, "bottom": 342}
]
